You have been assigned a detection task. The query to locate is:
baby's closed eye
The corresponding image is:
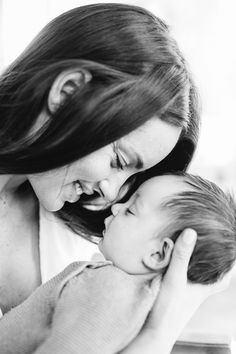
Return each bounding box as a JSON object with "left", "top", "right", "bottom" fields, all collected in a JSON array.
[{"left": 125, "top": 207, "right": 135, "bottom": 216}]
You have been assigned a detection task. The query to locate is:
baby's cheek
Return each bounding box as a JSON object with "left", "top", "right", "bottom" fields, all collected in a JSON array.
[
  {"left": 101, "top": 243, "right": 115, "bottom": 262},
  {"left": 105, "top": 235, "right": 121, "bottom": 259}
]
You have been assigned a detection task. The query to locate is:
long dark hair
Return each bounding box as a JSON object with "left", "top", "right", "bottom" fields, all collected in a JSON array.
[{"left": 0, "top": 3, "right": 200, "bottom": 240}]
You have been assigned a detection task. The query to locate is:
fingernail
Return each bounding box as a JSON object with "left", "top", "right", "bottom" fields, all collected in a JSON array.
[{"left": 183, "top": 229, "right": 197, "bottom": 245}]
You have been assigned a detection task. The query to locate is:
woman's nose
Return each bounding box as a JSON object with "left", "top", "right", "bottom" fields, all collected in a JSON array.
[{"left": 98, "top": 174, "right": 129, "bottom": 202}]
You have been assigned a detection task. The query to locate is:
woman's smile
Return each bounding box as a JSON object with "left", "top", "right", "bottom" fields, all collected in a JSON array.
[{"left": 66, "top": 180, "right": 96, "bottom": 203}]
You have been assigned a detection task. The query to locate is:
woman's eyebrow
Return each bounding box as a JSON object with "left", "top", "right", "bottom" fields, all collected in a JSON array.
[{"left": 132, "top": 153, "right": 143, "bottom": 169}]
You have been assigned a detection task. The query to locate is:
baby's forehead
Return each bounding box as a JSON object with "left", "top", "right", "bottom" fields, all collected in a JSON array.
[
  {"left": 135, "top": 175, "right": 193, "bottom": 209},
  {"left": 139, "top": 175, "right": 188, "bottom": 194}
]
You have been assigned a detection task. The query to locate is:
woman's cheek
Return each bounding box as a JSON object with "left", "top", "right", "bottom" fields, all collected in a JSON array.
[
  {"left": 37, "top": 189, "right": 63, "bottom": 211},
  {"left": 83, "top": 160, "right": 111, "bottom": 181}
]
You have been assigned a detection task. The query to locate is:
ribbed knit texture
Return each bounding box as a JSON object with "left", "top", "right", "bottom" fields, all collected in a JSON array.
[{"left": 0, "top": 261, "right": 160, "bottom": 354}]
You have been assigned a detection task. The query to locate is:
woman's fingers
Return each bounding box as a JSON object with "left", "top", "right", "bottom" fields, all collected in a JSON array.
[
  {"left": 146, "top": 230, "right": 196, "bottom": 324},
  {"left": 145, "top": 227, "right": 233, "bottom": 351},
  {"left": 165, "top": 229, "right": 197, "bottom": 281}
]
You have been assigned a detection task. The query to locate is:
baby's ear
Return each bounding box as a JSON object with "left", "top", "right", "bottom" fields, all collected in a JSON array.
[{"left": 143, "top": 238, "right": 174, "bottom": 271}]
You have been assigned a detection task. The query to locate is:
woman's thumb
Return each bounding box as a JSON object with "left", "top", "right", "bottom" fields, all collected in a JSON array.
[{"left": 168, "top": 229, "right": 197, "bottom": 276}]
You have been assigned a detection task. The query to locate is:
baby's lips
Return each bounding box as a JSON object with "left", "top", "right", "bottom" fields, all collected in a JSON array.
[{"left": 104, "top": 215, "right": 113, "bottom": 228}]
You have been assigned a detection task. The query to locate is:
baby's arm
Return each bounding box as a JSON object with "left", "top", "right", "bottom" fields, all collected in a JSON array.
[
  {"left": 34, "top": 265, "right": 159, "bottom": 354},
  {"left": 0, "top": 262, "right": 158, "bottom": 354}
]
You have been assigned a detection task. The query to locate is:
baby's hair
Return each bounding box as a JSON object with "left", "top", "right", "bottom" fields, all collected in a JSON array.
[{"left": 160, "top": 173, "right": 236, "bottom": 284}]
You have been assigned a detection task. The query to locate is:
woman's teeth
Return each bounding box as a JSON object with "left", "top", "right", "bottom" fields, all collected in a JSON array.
[{"left": 75, "top": 181, "right": 83, "bottom": 196}]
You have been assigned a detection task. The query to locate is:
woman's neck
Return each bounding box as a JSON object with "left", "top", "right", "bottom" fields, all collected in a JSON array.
[{"left": 0, "top": 174, "right": 27, "bottom": 194}]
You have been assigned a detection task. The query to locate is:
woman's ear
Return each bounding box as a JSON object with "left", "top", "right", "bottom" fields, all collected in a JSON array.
[
  {"left": 48, "top": 68, "right": 92, "bottom": 113},
  {"left": 143, "top": 238, "right": 174, "bottom": 271}
]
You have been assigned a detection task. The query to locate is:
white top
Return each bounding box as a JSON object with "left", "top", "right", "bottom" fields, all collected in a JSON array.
[
  {"left": 0, "top": 205, "right": 103, "bottom": 318},
  {"left": 39, "top": 205, "right": 104, "bottom": 283}
]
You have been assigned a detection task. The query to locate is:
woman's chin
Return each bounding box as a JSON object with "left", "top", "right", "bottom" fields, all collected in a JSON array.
[{"left": 41, "top": 199, "right": 64, "bottom": 212}]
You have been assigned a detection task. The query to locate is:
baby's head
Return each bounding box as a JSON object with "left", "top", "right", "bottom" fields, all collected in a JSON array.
[{"left": 99, "top": 173, "right": 236, "bottom": 284}]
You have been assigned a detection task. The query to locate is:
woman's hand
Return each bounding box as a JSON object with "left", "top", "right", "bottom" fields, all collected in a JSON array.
[
  {"left": 121, "top": 229, "right": 231, "bottom": 354},
  {"left": 147, "top": 229, "right": 231, "bottom": 332}
]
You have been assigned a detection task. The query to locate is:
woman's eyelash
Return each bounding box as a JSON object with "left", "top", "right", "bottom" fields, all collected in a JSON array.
[
  {"left": 115, "top": 153, "right": 124, "bottom": 170},
  {"left": 112, "top": 144, "right": 127, "bottom": 171}
]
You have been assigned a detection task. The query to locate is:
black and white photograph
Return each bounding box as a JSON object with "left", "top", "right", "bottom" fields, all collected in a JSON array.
[{"left": 0, "top": 1, "right": 236, "bottom": 353}]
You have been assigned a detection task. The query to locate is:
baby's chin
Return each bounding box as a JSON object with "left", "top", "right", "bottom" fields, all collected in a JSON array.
[{"left": 97, "top": 239, "right": 111, "bottom": 262}]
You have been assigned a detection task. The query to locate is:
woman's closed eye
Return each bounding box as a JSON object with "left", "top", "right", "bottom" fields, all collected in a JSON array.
[{"left": 112, "top": 144, "right": 128, "bottom": 171}]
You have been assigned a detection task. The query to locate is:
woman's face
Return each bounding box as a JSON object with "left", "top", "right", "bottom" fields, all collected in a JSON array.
[{"left": 28, "top": 117, "right": 181, "bottom": 211}]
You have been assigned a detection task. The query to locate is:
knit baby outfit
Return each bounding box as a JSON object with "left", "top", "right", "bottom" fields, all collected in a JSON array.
[{"left": 0, "top": 261, "right": 160, "bottom": 354}]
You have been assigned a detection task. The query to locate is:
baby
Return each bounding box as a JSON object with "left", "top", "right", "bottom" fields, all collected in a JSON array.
[
  {"left": 99, "top": 172, "right": 236, "bottom": 284},
  {"left": 1, "top": 172, "right": 236, "bottom": 353}
]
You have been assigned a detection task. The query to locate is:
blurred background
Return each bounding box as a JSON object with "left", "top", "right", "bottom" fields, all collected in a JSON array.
[{"left": 1, "top": 0, "right": 236, "bottom": 349}]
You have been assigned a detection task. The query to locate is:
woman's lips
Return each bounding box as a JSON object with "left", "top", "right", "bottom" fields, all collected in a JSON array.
[
  {"left": 65, "top": 181, "right": 83, "bottom": 203},
  {"left": 67, "top": 181, "right": 96, "bottom": 204}
]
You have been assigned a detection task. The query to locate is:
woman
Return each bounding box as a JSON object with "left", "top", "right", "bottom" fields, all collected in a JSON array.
[{"left": 0, "top": 3, "right": 228, "bottom": 353}]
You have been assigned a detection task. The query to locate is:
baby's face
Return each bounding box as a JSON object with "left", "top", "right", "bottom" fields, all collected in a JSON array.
[{"left": 98, "top": 175, "right": 187, "bottom": 274}]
